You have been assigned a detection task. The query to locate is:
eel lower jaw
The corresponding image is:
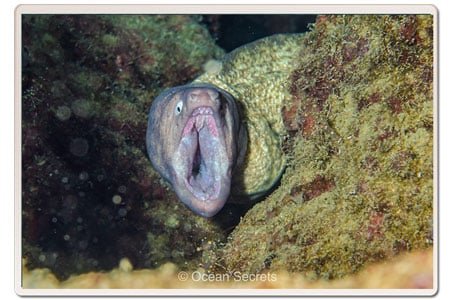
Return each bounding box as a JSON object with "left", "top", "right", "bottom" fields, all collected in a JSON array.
[
  {"left": 182, "top": 177, "right": 230, "bottom": 218},
  {"left": 173, "top": 106, "right": 231, "bottom": 217}
]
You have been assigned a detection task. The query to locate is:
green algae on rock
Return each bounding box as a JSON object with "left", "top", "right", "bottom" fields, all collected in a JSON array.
[
  {"left": 22, "top": 15, "right": 225, "bottom": 279},
  {"left": 219, "top": 15, "right": 434, "bottom": 279}
]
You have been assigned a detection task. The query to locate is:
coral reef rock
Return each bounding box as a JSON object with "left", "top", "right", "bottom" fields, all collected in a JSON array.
[{"left": 220, "top": 15, "right": 434, "bottom": 280}]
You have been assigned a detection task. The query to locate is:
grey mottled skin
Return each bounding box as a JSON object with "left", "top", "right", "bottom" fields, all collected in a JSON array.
[{"left": 146, "top": 83, "right": 247, "bottom": 217}]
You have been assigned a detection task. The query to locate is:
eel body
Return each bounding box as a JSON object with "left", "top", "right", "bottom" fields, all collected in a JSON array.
[{"left": 146, "top": 34, "right": 303, "bottom": 217}]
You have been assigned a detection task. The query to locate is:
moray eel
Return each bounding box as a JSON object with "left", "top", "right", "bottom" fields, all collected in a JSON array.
[
  {"left": 147, "top": 34, "right": 303, "bottom": 217},
  {"left": 147, "top": 84, "right": 247, "bottom": 217}
]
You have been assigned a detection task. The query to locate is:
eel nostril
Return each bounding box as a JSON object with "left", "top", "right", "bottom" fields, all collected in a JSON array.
[
  {"left": 207, "top": 89, "right": 220, "bottom": 101},
  {"left": 189, "top": 93, "right": 199, "bottom": 102}
]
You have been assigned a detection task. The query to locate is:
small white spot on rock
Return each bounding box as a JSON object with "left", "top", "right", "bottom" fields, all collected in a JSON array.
[
  {"left": 55, "top": 105, "right": 71, "bottom": 121},
  {"left": 203, "top": 59, "right": 222, "bottom": 75},
  {"left": 71, "top": 99, "right": 92, "bottom": 118},
  {"left": 112, "top": 195, "right": 122, "bottom": 205},
  {"left": 118, "top": 258, "right": 133, "bottom": 272},
  {"left": 118, "top": 208, "right": 127, "bottom": 217},
  {"left": 79, "top": 171, "right": 89, "bottom": 181},
  {"left": 118, "top": 185, "right": 127, "bottom": 194}
]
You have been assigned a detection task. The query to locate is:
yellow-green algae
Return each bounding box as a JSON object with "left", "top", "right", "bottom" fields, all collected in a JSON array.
[{"left": 218, "top": 15, "right": 433, "bottom": 279}]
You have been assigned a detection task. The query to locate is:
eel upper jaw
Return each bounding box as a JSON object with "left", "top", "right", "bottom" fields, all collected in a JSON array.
[{"left": 172, "top": 105, "right": 232, "bottom": 217}]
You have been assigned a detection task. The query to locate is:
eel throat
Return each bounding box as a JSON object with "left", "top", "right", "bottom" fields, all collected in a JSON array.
[
  {"left": 181, "top": 106, "right": 222, "bottom": 201},
  {"left": 171, "top": 97, "right": 232, "bottom": 217}
]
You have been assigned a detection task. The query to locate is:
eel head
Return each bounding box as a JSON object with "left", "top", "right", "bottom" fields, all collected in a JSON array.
[{"left": 146, "top": 83, "right": 247, "bottom": 217}]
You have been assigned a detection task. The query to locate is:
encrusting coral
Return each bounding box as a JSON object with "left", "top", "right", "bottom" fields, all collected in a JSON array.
[{"left": 218, "top": 15, "right": 434, "bottom": 279}]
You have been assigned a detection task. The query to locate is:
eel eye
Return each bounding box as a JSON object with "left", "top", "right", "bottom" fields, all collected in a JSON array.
[{"left": 175, "top": 101, "right": 183, "bottom": 115}]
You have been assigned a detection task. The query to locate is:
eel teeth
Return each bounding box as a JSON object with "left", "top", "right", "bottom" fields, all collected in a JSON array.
[{"left": 183, "top": 106, "right": 218, "bottom": 137}]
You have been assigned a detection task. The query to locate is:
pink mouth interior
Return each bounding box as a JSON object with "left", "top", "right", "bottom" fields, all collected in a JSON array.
[{"left": 181, "top": 106, "right": 221, "bottom": 201}]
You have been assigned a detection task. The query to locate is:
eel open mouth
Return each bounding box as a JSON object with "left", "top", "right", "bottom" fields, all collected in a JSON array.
[
  {"left": 180, "top": 106, "right": 223, "bottom": 201},
  {"left": 147, "top": 83, "right": 243, "bottom": 217}
]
